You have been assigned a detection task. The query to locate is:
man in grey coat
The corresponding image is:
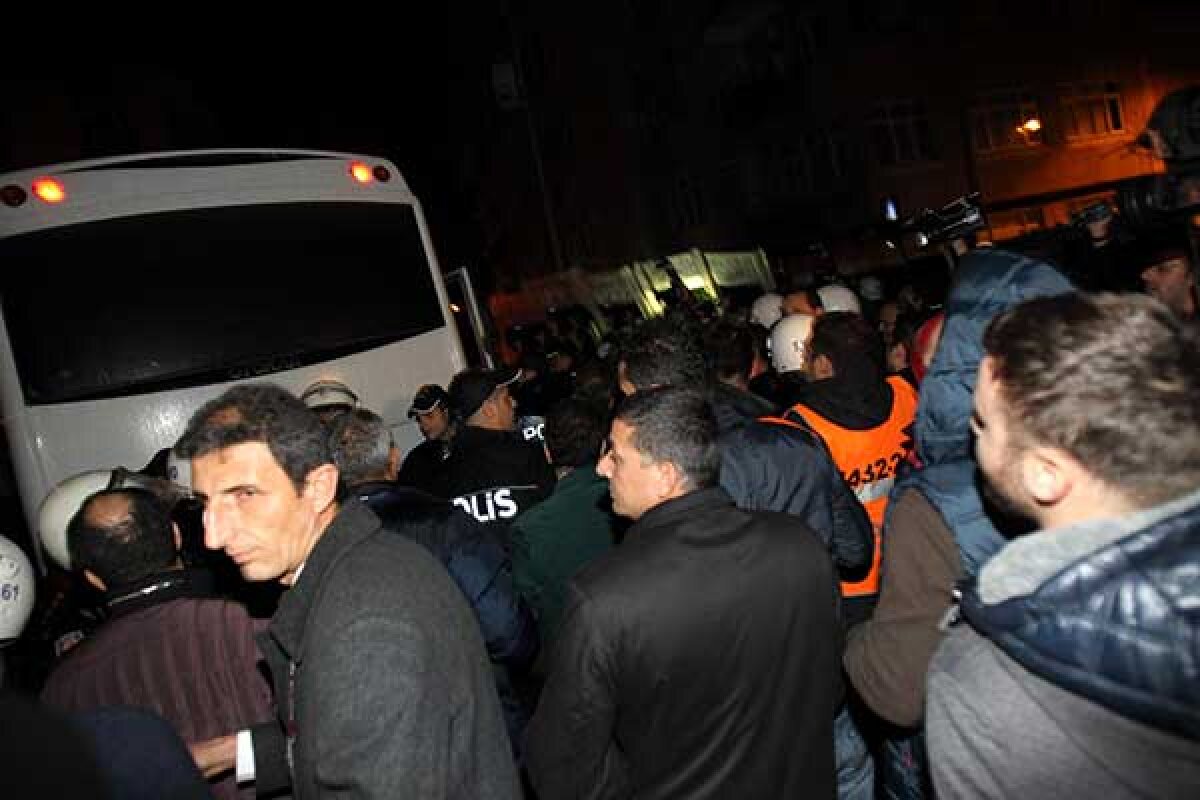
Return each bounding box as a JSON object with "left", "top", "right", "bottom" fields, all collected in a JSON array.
[{"left": 179, "top": 384, "right": 518, "bottom": 800}]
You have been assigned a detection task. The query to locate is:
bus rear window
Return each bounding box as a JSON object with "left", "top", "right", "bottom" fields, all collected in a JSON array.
[{"left": 0, "top": 202, "right": 445, "bottom": 404}]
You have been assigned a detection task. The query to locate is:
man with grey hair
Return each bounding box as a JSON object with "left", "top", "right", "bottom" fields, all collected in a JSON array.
[
  {"left": 526, "top": 387, "right": 840, "bottom": 799},
  {"left": 926, "top": 293, "right": 1200, "bottom": 798},
  {"left": 326, "top": 409, "right": 538, "bottom": 746}
]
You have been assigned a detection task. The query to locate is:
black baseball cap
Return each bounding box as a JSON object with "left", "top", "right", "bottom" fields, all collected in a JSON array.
[
  {"left": 448, "top": 367, "right": 521, "bottom": 419},
  {"left": 407, "top": 384, "right": 450, "bottom": 419}
]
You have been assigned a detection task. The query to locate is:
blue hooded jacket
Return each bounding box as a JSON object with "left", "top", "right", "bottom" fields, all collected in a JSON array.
[{"left": 888, "top": 248, "right": 1073, "bottom": 578}]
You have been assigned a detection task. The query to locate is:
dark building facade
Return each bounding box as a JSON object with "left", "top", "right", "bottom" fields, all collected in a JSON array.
[{"left": 451, "top": 0, "right": 1200, "bottom": 283}]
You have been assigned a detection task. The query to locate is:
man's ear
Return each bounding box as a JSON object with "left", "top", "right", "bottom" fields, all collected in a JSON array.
[
  {"left": 654, "top": 460, "right": 686, "bottom": 499},
  {"left": 813, "top": 353, "right": 835, "bottom": 380},
  {"left": 480, "top": 394, "right": 498, "bottom": 423},
  {"left": 303, "top": 463, "right": 340, "bottom": 514},
  {"left": 617, "top": 361, "right": 637, "bottom": 397},
  {"left": 1021, "top": 447, "right": 1073, "bottom": 508}
]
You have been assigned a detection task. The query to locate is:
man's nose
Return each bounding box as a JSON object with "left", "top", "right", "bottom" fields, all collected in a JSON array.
[{"left": 203, "top": 503, "right": 227, "bottom": 551}]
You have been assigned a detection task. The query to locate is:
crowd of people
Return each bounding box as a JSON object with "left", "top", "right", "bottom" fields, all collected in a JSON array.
[{"left": 1, "top": 218, "right": 1198, "bottom": 799}]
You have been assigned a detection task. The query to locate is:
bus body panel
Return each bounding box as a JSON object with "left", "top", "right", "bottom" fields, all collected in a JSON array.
[{"left": 0, "top": 150, "right": 467, "bottom": 570}]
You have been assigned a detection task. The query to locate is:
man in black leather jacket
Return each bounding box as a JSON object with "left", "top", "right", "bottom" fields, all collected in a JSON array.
[{"left": 526, "top": 387, "right": 839, "bottom": 799}]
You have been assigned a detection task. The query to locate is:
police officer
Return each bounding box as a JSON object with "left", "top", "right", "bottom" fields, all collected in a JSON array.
[{"left": 434, "top": 368, "right": 556, "bottom": 535}]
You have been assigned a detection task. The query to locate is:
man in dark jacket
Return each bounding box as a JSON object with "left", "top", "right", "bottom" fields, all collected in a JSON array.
[
  {"left": 618, "top": 317, "right": 871, "bottom": 577},
  {"left": 926, "top": 293, "right": 1200, "bottom": 798},
  {"left": 618, "top": 317, "right": 873, "bottom": 799},
  {"left": 40, "top": 484, "right": 272, "bottom": 800},
  {"left": 436, "top": 367, "right": 556, "bottom": 531},
  {"left": 511, "top": 396, "right": 617, "bottom": 648},
  {"left": 526, "top": 387, "right": 839, "bottom": 799},
  {"left": 396, "top": 383, "right": 457, "bottom": 494},
  {"left": 327, "top": 408, "right": 539, "bottom": 746},
  {"left": 178, "top": 384, "right": 518, "bottom": 800}
]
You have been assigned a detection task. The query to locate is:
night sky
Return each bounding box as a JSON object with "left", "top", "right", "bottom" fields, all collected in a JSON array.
[{"left": 1, "top": 14, "right": 464, "bottom": 255}]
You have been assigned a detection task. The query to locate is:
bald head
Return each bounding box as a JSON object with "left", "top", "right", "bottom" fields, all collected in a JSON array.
[{"left": 67, "top": 488, "right": 178, "bottom": 589}]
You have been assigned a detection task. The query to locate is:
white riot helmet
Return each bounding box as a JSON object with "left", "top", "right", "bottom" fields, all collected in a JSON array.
[
  {"left": 816, "top": 285, "right": 862, "bottom": 315},
  {"left": 37, "top": 468, "right": 192, "bottom": 571},
  {"left": 769, "top": 313, "right": 816, "bottom": 374},
  {"left": 0, "top": 535, "right": 34, "bottom": 641},
  {"left": 38, "top": 471, "right": 111, "bottom": 570},
  {"left": 750, "top": 292, "right": 784, "bottom": 329}
]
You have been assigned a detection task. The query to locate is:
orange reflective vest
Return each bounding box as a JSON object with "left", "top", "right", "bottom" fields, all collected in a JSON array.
[{"left": 784, "top": 376, "right": 918, "bottom": 597}]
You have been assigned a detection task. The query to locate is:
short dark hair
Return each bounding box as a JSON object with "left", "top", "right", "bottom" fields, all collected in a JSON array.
[
  {"left": 809, "top": 312, "right": 886, "bottom": 376},
  {"left": 621, "top": 317, "right": 706, "bottom": 390},
  {"left": 327, "top": 408, "right": 393, "bottom": 489},
  {"left": 545, "top": 397, "right": 608, "bottom": 468},
  {"left": 175, "top": 383, "right": 329, "bottom": 493},
  {"left": 615, "top": 387, "right": 720, "bottom": 490},
  {"left": 706, "top": 322, "right": 756, "bottom": 383},
  {"left": 984, "top": 292, "right": 1200, "bottom": 507},
  {"left": 572, "top": 359, "right": 616, "bottom": 409},
  {"left": 67, "top": 488, "right": 176, "bottom": 587}
]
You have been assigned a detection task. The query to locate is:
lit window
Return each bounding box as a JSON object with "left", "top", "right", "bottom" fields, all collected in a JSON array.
[{"left": 971, "top": 89, "right": 1043, "bottom": 152}]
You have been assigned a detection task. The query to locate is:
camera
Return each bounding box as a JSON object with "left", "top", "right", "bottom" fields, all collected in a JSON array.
[{"left": 884, "top": 192, "right": 987, "bottom": 249}]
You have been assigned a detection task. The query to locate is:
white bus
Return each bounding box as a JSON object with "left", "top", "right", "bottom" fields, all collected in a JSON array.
[{"left": 0, "top": 149, "right": 481, "bottom": 570}]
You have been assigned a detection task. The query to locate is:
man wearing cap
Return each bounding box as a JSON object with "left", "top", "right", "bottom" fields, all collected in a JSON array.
[
  {"left": 299, "top": 380, "right": 358, "bottom": 426},
  {"left": 397, "top": 384, "right": 457, "bottom": 495},
  {"left": 1138, "top": 225, "right": 1197, "bottom": 321},
  {"left": 434, "top": 368, "right": 556, "bottom": 531}
]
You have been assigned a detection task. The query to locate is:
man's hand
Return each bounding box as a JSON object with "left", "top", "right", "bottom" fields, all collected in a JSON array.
[{"left": 190, "top": 734, "right": 237, "bottom": 779}]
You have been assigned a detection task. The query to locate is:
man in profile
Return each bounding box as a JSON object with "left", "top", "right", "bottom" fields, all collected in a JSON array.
[
  {"left": 527, "top": 387, "right": 839, "bottom": 799},
  {"left": 177, "top": 384, "right": 518, "bottom": 799},
  {"left": 927, "top": 293, "right": 1200, "bottom": 797}
]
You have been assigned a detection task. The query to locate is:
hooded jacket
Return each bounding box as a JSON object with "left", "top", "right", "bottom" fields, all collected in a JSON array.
[
  {"left": 927, "top": 488, "right": 1200, "bottom": 799},
  {"left": 892, "top": 248, "right": 1073, "bottom": 577},
  {"left": 843, "top": 249, "right": 1072, "bottom": 800}
]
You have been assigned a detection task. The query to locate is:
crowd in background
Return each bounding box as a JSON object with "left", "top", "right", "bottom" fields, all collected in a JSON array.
[{"left": 1, "top": 215, "right": 1198, "bottom": 799}]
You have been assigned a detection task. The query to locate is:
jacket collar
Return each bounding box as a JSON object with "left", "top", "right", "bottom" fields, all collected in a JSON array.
[
  {"left": 352, "top": 480, "right": 397, "bottom": 502},
  {"left": 554, "top": 462, "right": 604, "bottom": 493},
  {"left": 105, "top": 567, "right": 216, "bottom": 618},
  {"left": 629, "top": 486, "right": 734, "bottom": 536},
  {"left": 454, "top": 424, "right": 520, "bottom": 447},
  {"left": 977, "top": 486, "right": 1200, "bottom": 605},
  {"left": 268, "top": 499, "right": 380, "bottom": 662}
]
